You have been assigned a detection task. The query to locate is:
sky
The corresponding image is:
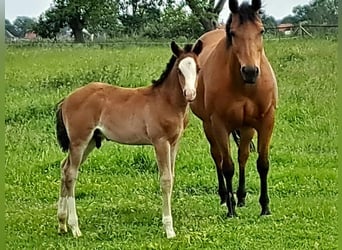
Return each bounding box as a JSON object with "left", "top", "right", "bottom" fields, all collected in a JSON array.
[{"left": 5, "top": 0, "right": 311, "bottom": 23}]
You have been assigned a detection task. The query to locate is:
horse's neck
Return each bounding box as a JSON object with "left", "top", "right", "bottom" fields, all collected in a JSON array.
[{"left": 157, "top": 69, "right": 188, "bottom": 110}]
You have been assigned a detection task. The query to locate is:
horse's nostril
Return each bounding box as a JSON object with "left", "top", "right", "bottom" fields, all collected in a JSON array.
[{"left": 241, "top": 66, "right": 259, "bottom": 76}]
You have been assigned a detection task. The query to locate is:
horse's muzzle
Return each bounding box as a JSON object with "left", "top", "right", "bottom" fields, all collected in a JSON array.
[
  {"left": 241, "top": 66, "right": 259, "bottom": 84},
  {"left": 183, "top": 89, "right": 196, "bottom": 102}
]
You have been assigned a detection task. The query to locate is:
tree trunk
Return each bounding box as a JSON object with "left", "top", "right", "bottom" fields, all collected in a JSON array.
[
  {"left": 72, "top": 28, "right": 85, "bottom": 43},
  {"left": 186, "top": 0, "right": 227, "bottom": 31},
  {"left": 69, "top": 16, "right": 85, "bottom": 43}
]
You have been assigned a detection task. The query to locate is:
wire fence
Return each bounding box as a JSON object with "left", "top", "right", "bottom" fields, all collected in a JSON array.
[{"left": 6, "top": 24, "right": 338, "bottom": 48}]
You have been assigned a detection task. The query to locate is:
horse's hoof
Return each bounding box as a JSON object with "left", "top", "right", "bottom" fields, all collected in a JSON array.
[
  {"left": 58, "top": 225, "right": 68, "bottom": 234},
  {"left": 227, "top": 212, "right": 238, "bottom": 218},
  {"left": 260, "top": 209, "right": 271, "bottom": 216},
  {"left": 220, "top": 199, "right": 226, "bottom": 206},
  {"left": 71, "top": 227, "right": 82, "bottom": 237},
  {"left": 237, "top": 200, "right": 245, "bottom": 207},
  {"left": 166, "top": 230, "right": 176, "bottom": 239}
]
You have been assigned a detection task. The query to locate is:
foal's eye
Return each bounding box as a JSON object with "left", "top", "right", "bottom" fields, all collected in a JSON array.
[
  {"left": 260, "top": 29, "right": 265, "bottom": 35},
  {"left": 229, "top": 31, "right": 236, "bottom": 37}
]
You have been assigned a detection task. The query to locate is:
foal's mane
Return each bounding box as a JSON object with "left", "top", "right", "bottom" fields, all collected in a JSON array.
[
  {"left": 152, "top": 44, "right": 194, "bottom": 87},
  {"left": 225, "top": 2, "right": 263, "bottom": 46}
]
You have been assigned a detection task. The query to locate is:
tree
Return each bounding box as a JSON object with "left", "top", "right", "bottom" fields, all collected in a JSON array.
[
  {"left": 292, "top": 0, "right": 338, "bottom": 24},
  {"left": 280, "top": 15, "right": 299, "bottom": 24},
  {"left": 5, "top": 19, "right": 19, "bottom": 37},
  {"left": 34, "top": 0, "right": 120, "bottom": 43},
  {"left": 12, "top": 16, "right": 37, "bottom": 37},
  {"left": 33, "top": 8, "right": 64, "bottom": 40},
  {"left": 185, "top": 0, "right": 226, "bottom": 31},
  {"left": 118, "top": 0, "right": 164, "bottom": 35}
]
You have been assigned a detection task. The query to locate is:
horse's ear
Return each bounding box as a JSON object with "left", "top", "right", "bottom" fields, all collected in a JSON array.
[
  {"left": 171, "top": 41, "right": 181, "bottom": 57},
  {"left": 229, "top": 0, "right": 239, "bottom": 14},
  {"left": 252, "top": 0, "right": 262, "bottom": 11},
  {"left": 192, "top": 40, "right": 203, "bottom": 56}
]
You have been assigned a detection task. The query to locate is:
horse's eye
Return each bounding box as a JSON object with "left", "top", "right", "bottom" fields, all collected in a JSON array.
[
  {"left": 260, "top": 29, "right": 265, "bottom": 35},
  {"left": 229, "top": 31, "right": 235, "bottom": 37}
]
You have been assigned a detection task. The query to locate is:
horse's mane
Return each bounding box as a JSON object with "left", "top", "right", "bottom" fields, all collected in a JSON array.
[
  {"left": 225, "top": 2, "right": 263, "bottom": 46},
  {"left": 152, "top": 44, "right": 193, "bottom": 87}
]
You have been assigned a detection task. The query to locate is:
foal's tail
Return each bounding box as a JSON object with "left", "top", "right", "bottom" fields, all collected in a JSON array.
[
  {"left": 232, "top": 130, "right": 256, "bottom": 152},
  {"left": 56, "top": 100, "right": 70, "bottom": 152}
]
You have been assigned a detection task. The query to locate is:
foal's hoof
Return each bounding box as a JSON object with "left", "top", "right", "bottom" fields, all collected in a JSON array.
[
  {"left": 166, "top": 230, "right": 176, "bottom": 239},
  {"left": 71, "top": 227, "right": 82, "bottom": 237},
  {"left": 58, "top": 225, "right": 68, "bottom": 234}
]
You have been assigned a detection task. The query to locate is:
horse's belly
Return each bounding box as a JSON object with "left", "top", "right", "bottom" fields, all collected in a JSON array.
[{"left": 98, "top": 122, "right": 151, "bottom": 145}]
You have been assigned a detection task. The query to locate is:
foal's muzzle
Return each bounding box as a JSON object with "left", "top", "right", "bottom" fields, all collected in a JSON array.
[
  {"left": 241, "top": 66, "right": 259, "bottom": 84},
  {"left": 183, "top": 89, "right": 196, "bottom": 102}
]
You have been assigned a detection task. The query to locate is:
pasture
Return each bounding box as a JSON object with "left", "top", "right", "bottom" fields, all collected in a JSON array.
[{"left": 5, "top": 38, "right": 337, "bottom": 249}]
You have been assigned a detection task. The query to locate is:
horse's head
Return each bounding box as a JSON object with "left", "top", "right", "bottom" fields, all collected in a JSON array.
[
  {"left": 171, "top": 40, "right": 203, "bottom": 102},
  {"left": 226, "top": 0, "right": 264, "bottom": 84}
]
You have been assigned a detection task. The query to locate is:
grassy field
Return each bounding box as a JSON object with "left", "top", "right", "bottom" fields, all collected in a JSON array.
[{"left": 5, "top": 38, "right": 337, "bottom": 249}]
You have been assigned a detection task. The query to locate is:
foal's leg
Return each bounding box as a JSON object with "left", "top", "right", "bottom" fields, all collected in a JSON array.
[
  {"left": 170, "top": 141, "right": 179, "bottom": 178},
  {"left": 58, "top": 144, "right": 85, "bottom": 237},
  {"left": 57, "top": 157, "right": 69, "bottom": 234},
  {"left": 203, "top": 122, "right": 227, "bottom": 205},
  {"left": 257, "top": 116, "right": 275, "bottom": 216},
  {"left": 154, "top": 139, "right": 175, "bottom": 238},
  {"left": 236, "top": 128, "right": 255, "bottom": 207}
]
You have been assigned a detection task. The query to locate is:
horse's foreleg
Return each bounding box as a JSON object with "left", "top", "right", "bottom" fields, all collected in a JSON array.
[
  {"left": 170, "top": 142, "right": 179, "bottom": 178},
  {"left": 212, "top": 124, "right": 236, "bottom": 218},
  {"left": 257, "top": 116, "right": 274, "bottom": 216},
  {"left": 154, "top": 140, "right": 175, "bottom": 239},
  {"left": 203, "top": 123, "right": 227, "bottom": 205},
  {"left": 236, "top": 128, "right": 255, "bottom": 207}
]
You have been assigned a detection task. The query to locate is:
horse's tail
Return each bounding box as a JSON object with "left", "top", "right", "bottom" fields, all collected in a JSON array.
[
  {"left": 56, "top": 100, "right": 69, "bottom": 152},
  {"left": 232, "top": 130, "right": 256, "bottom": 152}
]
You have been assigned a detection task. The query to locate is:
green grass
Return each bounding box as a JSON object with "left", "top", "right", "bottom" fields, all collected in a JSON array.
[{"left": 5, "top": 39, "right": 337, "bottom": 249}]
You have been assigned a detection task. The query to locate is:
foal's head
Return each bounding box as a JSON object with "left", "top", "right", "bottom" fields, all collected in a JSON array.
[
  {"left": 226, "top": 0, "right": 264, "bottom": 84},
  {"left": 171, "top": 40, "right": 202, "bottom": 101}
]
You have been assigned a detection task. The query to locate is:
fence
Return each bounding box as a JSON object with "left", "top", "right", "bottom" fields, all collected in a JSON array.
[{"left": 5, "top": 23, "right": 338, "bottom": 48}]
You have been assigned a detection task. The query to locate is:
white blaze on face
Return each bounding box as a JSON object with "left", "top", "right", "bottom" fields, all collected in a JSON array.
[{"left": 178, "top": 57, "right": 197, "bottom": 101}]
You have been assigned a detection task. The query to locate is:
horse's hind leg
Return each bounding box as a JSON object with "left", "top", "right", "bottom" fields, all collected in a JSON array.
[
  {"left": 58, "top": 144, "right": 85, "bottom": 237},
  {"left": 57, "top": 157, "right": 69, "bottom": 234},
  {"left": 236, "top": 128, "right": 255, "bottom": 207}
]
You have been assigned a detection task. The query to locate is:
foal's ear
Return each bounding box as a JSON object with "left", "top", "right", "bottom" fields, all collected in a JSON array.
[
  {"left": 171, "top": 41, "right": 182, "bottom": 57},
  {"left": 192, "top": 40, "right": 203, "bottom": 56},
  {"left": 229, "top": 0, "right": 239, "bottom": 14},
  {"left": 252, "top": 0, "right": 262, "bottom": 11}
]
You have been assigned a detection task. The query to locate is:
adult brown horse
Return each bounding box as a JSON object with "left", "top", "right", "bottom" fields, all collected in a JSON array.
[
  {"left": 191, "top": 0, "right": 278, "bottom": 217},
  {"left": 55, "top": 40, "right": 202, "bottom": 238}
]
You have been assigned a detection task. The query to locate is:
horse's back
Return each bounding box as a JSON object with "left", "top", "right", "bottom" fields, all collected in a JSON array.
[{"left": 197, "top": 29, "right": 225, "bottom": 67}]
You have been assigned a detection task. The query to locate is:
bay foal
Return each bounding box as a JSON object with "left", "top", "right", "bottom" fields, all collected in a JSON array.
[
  {"left": 55, "top": 40, "right": 202, "bottom": 238},
  {"left": 190, "top": 0, "right": 278, "bottom": 217}
]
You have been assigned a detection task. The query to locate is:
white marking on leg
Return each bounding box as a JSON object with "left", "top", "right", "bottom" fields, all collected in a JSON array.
[
  {"left": 67, "top": 197, "right": 82, "bottom": 237},
  {"left": 162, "top": 215, "right": 176, "bottom": 239},
  {"left": 57, "top": 197, "right": 68, "bottom": 233},
  {"left": 160, "top": 174, "right": 175, "bottom": 239}
]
